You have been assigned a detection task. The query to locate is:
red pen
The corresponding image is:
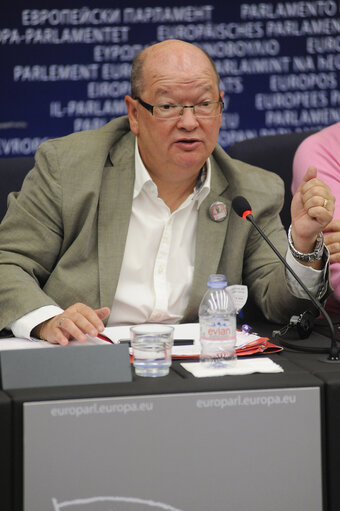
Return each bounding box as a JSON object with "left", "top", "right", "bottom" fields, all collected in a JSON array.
[{"left": 96, "top": 333, "right": 116, "bottom": 344}]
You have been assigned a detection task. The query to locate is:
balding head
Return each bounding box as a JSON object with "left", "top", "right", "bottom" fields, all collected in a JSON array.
[{"left": 131, "top": 40, "right": 220, "bottom": 98}]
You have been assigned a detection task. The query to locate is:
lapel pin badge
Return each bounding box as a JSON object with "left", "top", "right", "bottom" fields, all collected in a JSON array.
[{"left": 209, "top": 201, "right": 227, "bottom": 222}]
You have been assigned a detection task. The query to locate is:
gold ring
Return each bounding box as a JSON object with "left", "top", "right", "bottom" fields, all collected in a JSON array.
[
  {"left": 58, "top": 317, "right": 65, "bottom": 328},
  {"left": 323, "top": 198, "right": 328, "bottom": 209}
]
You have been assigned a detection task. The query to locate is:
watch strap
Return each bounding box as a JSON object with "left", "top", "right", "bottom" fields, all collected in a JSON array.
[{"left": 288, "top": 225, "right": 324, "bottom": 262}]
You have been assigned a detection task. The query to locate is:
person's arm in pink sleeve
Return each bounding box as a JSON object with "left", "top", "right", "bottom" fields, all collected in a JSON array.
[
  {"left": 292, "top": 123, "right": 340, "bottom": 301},
  {"left": 324, "top": 220, "right": 340, "bottom": 302}
]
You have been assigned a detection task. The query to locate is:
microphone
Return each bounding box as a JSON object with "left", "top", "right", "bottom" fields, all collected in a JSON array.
[{"left": 232, "top": 195, "right": 339, "bottom": 361}]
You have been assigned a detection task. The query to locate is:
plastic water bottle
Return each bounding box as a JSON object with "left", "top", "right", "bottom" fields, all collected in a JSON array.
[{"left": 199, "top": 274, "right": 237, "bottom": 366}]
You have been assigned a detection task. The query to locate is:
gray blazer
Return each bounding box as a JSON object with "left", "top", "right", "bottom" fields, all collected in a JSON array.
[{"left": 0, "top": 116, "right": 325, "bottom": 329}]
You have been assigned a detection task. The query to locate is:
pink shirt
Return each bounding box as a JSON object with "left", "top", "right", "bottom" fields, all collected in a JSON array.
[{"left": 292, "top": 122, "right": 340, "bottom": 314}]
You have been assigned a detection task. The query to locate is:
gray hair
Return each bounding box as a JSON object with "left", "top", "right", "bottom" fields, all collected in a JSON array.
[{"left": 131, "top": 50, "right": 145, "bottom": 98}]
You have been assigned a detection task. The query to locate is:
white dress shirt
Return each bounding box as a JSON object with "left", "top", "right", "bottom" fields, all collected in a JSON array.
[
  {"left": 9, "top": 142, "right": 326, "bottom": 339},
  {"left": 107, "top": 140, "right": 210, "bottom": 325}
]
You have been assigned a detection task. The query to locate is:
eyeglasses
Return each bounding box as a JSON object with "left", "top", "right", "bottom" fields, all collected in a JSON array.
[{"left": 135, "top": 96, "right": 224, "bottom": 120}]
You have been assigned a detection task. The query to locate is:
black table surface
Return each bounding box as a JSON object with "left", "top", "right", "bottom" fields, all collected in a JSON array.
[
  {"left": 278, "top": 334, "right": 340, "bottom": 511},
  {"left": 0, "top": 391, "right": 12, "bottom": 511},
  {"left": 251, "top": 321, "right": 340, "bottom": 511}
]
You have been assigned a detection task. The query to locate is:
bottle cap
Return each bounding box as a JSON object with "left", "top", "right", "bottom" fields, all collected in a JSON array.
[{"left": 207, "top": 274, "right": 227, "bottom": 289}]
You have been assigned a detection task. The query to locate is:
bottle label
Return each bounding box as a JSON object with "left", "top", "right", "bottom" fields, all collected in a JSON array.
[
  {"left": 200, "top": 317, "right": 236, "bottom": 362},
  {"left": 200, "top": 320, "right": 234, "bottom": 341}
]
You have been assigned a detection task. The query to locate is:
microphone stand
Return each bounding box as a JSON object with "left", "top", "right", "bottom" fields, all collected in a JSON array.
[{"left": 245, "top": 213, "right": 339, "bottom": 362}]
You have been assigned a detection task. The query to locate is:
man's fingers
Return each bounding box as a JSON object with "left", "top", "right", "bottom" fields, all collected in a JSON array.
[
  {"left": 324, "top": 232, "right": 340, "bottom": 245},
  {"left": 325, "top": 219, "right": 340, "bottom": 232},
  {"left": 39, "top": 303, "right": 111, "bottom": 345},
  {"left": 296, "top": 165, "right": 317, "bottom": 192},
  {"left": 95, "top": 307, "right": 111, "bottom": 321},
  {"left": 301, "top": 183, "right": 332, "bottom": 204},
  {"left": 305, "top": 204, "right": 333, "bottom": 225},
  {"left": 324, "top": 240, "right": 340, "bottom": 256},
  {"left": 329, "top": 252, "right": 340, "bottom": 263},
  {"left": 297, "top": 176, "right": 335, "bottom": 231},
  {"left": 64, "top": 303, "right": 109, "bottom": 333},
  {"left": 40, "top": 318, "right": 70, "bottom": 346}
]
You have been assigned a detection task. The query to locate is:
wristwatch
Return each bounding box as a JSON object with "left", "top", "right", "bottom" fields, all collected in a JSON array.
[{"left": 288, "top": 225, "right": 324, "bottom": 262}]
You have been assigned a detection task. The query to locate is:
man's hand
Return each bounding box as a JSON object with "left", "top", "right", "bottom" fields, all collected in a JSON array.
[
  {"left": 34, "top": 303, "right": 111, "bottom": 345},
  {"left": 324, "top": 219, "right": 340, "bottom": 263},
  {"left": 290, "top": 166, "right": 335, "bottom": 265}
]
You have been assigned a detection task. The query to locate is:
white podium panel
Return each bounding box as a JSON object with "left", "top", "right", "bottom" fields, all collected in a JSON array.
[{"left": 23, "top": 387, "right": 322, "bottom": 511}]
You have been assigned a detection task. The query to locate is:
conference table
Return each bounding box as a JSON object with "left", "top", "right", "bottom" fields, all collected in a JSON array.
[{"left": 1, "top": 325, "right": 340, "bottom": 511}]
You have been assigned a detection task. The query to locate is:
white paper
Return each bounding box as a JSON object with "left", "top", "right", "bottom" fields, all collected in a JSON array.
[
  {"left": 102, "top": 323, "right": 201, "bottom": 345},
  {"left": 181, "top": 358, "right": 283, "bottom": 377},
  {"left": 103, "top": 323, "right": 263, "bottom": 346},
  {"left": 0, "top": 323, "right": 266, "bottom": 358}
]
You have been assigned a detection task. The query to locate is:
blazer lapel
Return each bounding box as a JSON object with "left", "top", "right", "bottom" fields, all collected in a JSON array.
[
  {"left": 98, "top": 133, "right": 135, "bottom": 309},
  {"left": 183, "top": 160, "right": 230, "bottom": 322}
]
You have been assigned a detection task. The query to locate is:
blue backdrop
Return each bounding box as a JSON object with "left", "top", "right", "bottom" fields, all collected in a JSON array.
[{"left": 1, "top": 0, "right": 340, "bottom": 156}]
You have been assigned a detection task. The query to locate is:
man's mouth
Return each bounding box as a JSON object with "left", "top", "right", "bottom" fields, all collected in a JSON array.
[{"left": 177, "top": 139, "right": 199, "bottom": 144}]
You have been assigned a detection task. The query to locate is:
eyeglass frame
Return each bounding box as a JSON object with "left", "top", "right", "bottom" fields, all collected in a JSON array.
[{"left": 134, "top": 96, "right": 224, "bottom": 119}]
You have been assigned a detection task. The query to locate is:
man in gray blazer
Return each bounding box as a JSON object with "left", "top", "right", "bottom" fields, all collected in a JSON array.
[{"left": 0, "top": 39, "right": 335, "bottom": 345}]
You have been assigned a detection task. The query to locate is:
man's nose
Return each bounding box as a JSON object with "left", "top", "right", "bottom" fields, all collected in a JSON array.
[{"left": 177, "top": 106, "right": 199, "bottom": 129}]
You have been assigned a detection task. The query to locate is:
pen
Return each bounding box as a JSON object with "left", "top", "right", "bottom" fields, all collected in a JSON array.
[
  {"left": 96, "top": 335, "right": 195, "bottom": 345},
  {"left": 118, "top": 338, "right": 194, "bottom": 345},
  {"left": 96, "top": 333, "right": 116, "bottom": 344}
]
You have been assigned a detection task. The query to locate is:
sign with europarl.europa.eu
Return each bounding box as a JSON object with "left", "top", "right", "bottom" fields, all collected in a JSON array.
[{"left": 23, "top": 388, "right": 322, "bottom": 510}]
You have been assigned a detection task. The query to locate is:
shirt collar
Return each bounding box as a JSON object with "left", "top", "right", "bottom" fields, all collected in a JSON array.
[
  {"left": 133, "top": 138, "right": 211, "bottom": 206},
  {"left": 134, "top": 138, "right": 155, "bottom": 199},
  {"left": 193, "top": 160, "right": 211, "bottom": 208}
]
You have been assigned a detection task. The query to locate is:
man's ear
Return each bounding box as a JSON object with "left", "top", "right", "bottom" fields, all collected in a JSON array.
[
  {"left": 125, "top": 95, "right": 139, "bottom": 135},
  {"left": 219, "top": 90, "right": 225, "bottom": 129}
]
